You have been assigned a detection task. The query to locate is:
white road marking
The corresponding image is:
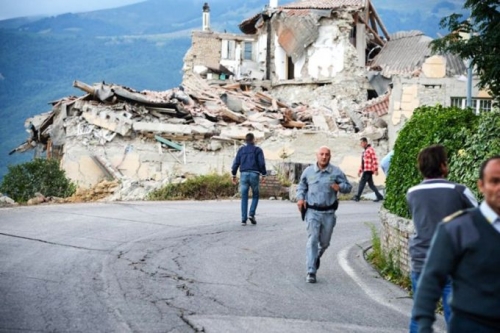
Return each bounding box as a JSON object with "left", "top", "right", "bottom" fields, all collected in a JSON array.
[{"left": 337, "top": 245, "right": 409, "bottom": 316}]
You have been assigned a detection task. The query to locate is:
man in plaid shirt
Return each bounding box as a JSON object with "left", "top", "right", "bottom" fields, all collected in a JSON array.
[{"left": 352, "top": 137, "right": 384, "bottom": 202}]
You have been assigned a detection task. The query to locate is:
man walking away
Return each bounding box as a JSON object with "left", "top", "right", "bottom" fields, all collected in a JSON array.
[
  {"left": 352, "top": 137, "right": 384, "bottom": 202},
  {"left": 407, "top": 144, "right": 478, "bottom": 333},
  {"left": 413, "top": 155, "right": 500, "bottom": 333},
  {"left": 231, "top": 133, "right": 267, "bottom": 226},
  {"left": 296, "top": 146, "right": 352, "bottom": 283}
]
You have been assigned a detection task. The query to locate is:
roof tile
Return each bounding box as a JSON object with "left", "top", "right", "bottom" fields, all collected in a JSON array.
[{"left": 281, "top": 0, "right": 365, "bottom": 9}]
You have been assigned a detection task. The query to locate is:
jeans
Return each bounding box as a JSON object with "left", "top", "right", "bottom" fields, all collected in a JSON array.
[
  {"left": 305, "top": 210, "right": 336, "bottom": 274},
  {"left": 356, "top": 171, "right": 383, "bottom": 199},
  {"left": 409, "top": 271, "right": 452, "bottom": 333},
  {"left": 240, "top": 172, "right": 260, "bottom": 222}
]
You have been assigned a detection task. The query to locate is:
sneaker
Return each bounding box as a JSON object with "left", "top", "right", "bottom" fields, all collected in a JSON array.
[
  {"left": 306, "top": 273, "right": 316, "bottom": 283},
  {"left": 249, "top": 216, "right": 257, "bottom": 225},
  {"left": 352, "top": 196, "right": 360, "bottom": 202},
  {"left": 373, "top": 197, "right": 384, "bottom": 202},
  {"left": 315, "top": 256, "right": 321, "bottom": 270},
  {"left": 241, "top": 221, "right": 247, "bottom": 226}
]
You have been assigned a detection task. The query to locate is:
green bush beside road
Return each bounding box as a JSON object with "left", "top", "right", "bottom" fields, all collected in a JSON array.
[
  {"left": 384, "top": 105, "right": 486, "bottom": 218},
  {"left": 0, "top": 158, "right": 76, "bottom": 203}
]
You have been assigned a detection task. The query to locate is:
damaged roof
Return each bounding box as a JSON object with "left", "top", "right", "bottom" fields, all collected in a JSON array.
[
  {"left": 281, "top": 0, "right": 365, "bottom": 9},
  {"left": 371, "top": 30, "right": 466, "bottom": 77},
  {"left": 239, "top": 0, "right": 365, "bottom": 34},
  {"left": 361, "top": 92, "right": 390, "bottom": 117},
  {"left": 371, "top": 31, "right": 432, "bottom": 77}
]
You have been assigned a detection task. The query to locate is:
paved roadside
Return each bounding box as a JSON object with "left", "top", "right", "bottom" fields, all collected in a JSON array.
[{"left": 338, "top": 240, "right": 447, "bottom": 333}]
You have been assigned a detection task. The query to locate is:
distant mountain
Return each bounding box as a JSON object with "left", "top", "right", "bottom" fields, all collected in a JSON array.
[{"left": 0, "top": 0, "right": 467, "bottom": 181}]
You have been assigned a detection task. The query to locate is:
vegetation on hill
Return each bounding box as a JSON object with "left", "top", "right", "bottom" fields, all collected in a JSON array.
[{"left": 0, "top": 30, "right": 190, "bottom": 181}]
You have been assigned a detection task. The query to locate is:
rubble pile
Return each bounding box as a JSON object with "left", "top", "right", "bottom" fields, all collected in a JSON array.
[
  {"left": 13, "top": 74, "right": 374, "bottom": 157},
  {"left": 64, "top": 180, "right": 120, "bottom": 203},
  {"left": 0, "top": 193, "right": 18, "bottom": 207},
  {"left": 7, "top": 73, "right": 389, "bottom": 203}
]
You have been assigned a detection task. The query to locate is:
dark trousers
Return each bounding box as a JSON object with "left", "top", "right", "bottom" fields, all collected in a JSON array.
[{"left": 356, "top": 171, "right": 383, "bottom": 199}]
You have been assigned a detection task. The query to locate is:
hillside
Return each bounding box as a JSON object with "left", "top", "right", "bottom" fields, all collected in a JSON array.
[{"left": 0, "top": 0, "right": 467, "bottom": 181}]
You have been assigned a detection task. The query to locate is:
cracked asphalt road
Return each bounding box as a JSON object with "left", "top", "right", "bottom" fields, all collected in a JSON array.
[{"left": 0, "top": 200, "right": 446, "bottom": 332}]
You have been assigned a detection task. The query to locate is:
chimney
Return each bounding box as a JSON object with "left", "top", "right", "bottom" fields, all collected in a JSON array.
[
  {"left": 269, "top": 0, "right": 278, "bottom": 8},
  {"left": 202, "top": 3, "right": 210, "bottom": 31}
]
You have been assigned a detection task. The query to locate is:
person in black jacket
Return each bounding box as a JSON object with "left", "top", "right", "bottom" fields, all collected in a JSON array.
[
  {"left": 413, "top": 155, "right": 500, "bottom": 333},
  {"left": 231, "top": 133, "right": 267, "bottom": 226}
]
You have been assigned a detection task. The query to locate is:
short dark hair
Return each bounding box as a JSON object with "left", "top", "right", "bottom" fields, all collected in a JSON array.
[
  {"left": 417, "top": 144, "right": 447, "bottom": 178},
  {"left": 479, "top": 155, "right": 500, "bottom": 180},
  {"left": 360, "top": 137, "right": 368, "bottom": 143},
  {"left": 245, "top": 133, "right": 255, "bottom": 143}
]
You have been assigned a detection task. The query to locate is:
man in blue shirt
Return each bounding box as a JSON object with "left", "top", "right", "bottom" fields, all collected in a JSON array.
[
  {"left": 231, "top": 133, "right": 267, "bottom": 226},
  {"left": 296, "top": 146, "right": 352, "bottom": 283}
]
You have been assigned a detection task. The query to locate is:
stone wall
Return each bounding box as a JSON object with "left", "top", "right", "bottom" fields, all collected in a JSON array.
[
  {"left": 259, "top": 175, "right": 289, "bottom": 198},
  {"left": 184, "top": 31, "right": 222, "bottom": 69},
  {"left": 387, "top": 76, "right": 487, "bottom": 148},
  {"left": 379, "top": 207, "right": 413, "bottom": 275}
]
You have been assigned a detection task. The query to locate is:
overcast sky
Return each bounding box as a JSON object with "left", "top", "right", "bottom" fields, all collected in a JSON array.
[{"left": 0, "top": 0, "right": 145, "bottom": 20}]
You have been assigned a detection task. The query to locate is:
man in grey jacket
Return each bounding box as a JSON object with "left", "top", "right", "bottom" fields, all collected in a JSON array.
[
  {"left": 406, "top": 145, "right": 478, "bottom": 333},
  {"left": 296, "top": 146, "right": 352, "bottom": 283}
]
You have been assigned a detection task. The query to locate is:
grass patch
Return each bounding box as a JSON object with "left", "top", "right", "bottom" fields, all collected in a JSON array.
[
  {"left": 364, "top": 222, "right": 411, "bottom": 291},
  {"left": 147, "top": 173, "right": 237, "bottom": 200}
]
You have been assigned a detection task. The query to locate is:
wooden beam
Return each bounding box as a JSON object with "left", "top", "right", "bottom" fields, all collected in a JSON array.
[
  {"left": 73, "top": 80, "right": 95, "bottom": 95},
  {"left": 358, "top": 16, "right": 385, "bottom": 47},
  {"left": 368, "top": 0, "right": 390, "bottom": 41},
  {"left": 369, "top": 10, "right": 378, "bottom": 35}
]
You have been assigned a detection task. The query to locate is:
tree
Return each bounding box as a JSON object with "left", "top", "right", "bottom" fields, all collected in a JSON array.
[{"left": 430, "top": 0, "right": 500, "bottom": 105}]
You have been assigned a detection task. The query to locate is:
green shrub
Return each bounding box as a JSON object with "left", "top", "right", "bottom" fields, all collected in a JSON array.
[
  {"left": 384, "top": 105, "right": 479, "bottom": 218},
  {"left": 148, "top": 173, "right": 237, "bottom": 200},
  {"left": 0, "top": 158, "right": 76, "bottom": 203},
  {"left": 448, "top": 110, "right": 500, "bottom": 199}
]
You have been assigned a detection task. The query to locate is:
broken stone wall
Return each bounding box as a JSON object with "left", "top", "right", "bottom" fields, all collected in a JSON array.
[
  {"left": 61, "top": 135, "right": 239, "bottom": 189},
  {"left": 387, "top": 75, "right": 487, "bottom": 148},
  {"left": 271, "top": 11, "right": 360, "bottom": 82},
  {"left": 183, "top": 31, "right": 222, "bottom": 76}
]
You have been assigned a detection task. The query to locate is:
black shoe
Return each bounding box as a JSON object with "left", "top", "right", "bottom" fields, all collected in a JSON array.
[
  {"left": 373, "top": 197, "right": 384, "bottom": 202},
  {"left": 241, "top": 220, "right": 247, "bottom": 226},
  {"left": 249, "top": 216, "right": 257, "bottom": 225},
  {"left": 352, "top": 196, "right": 360, "bottom": 202},
  {"left": 306, "top": 273, "right": 316, "bottom": 283}
]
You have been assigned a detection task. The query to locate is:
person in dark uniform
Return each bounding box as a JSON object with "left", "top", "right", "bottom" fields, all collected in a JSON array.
[{"left": 413, "top": 155, "right": 500, "bottom": 333}]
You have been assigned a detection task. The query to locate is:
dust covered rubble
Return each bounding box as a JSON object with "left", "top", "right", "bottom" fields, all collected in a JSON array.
[{"left": 11, "top": 74, "right": 387, "bottom": 202}]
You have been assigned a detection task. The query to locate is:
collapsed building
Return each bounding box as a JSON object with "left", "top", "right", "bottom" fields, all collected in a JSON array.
[{"left": 10, "top": 0, "right": 492, "bottom": 201}]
